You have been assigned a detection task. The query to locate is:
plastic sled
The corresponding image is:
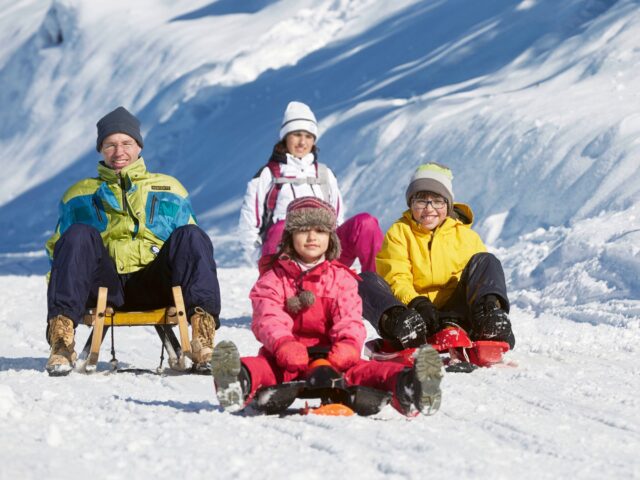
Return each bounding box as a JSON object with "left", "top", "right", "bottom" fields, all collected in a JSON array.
[
  {"left": 364, "top": 326, "right": 511, "bottom": 373},
  {"left": 252, "top": 358, "right": 391, "bottom": 416}
]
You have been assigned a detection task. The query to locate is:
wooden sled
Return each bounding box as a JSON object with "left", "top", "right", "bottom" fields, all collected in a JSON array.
[{"left": 78, "top": 286, "right": 191, "bottom": 373}]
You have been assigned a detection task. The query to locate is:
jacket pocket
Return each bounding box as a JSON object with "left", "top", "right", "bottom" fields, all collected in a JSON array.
[
  {"left": 148, "top": 194, "right": 158, "bottom": 224},
  {"left": 92, "top": 198, "right": 104, "bottom": 223}
]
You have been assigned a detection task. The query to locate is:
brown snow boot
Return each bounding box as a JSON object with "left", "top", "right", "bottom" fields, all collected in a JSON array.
[
  {"left": 46, "top": 315, "right": 77, "bottom": 377},
  {"left": 190, "top": 307, "right": 215, "bottom": 374}
]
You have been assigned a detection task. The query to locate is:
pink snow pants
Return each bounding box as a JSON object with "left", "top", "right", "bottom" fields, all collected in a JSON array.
[
  {"left": 261, "top": 213, "right": 383, "bottom": 272},
  {"left": 241, "top": 352, "right": 407, "bottom": 413}
]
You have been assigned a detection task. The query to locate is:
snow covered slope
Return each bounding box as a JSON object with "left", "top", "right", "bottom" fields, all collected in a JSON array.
[{"left": 1, "top": 272, "right": 638, "bottom": 479}]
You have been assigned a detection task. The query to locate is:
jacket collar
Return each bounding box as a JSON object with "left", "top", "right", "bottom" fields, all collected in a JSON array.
[
  {"left": 275, "top": 256, "right": 328, "bottom": 278},
  {"left": 273, "top": 256, "right": 362, "bottom": 282},
  {"left": 97, "top": 157, "right": 148, "bottom": 183},
  {"left": 285, "top": 152, "right": 315, "bottom": 168}
]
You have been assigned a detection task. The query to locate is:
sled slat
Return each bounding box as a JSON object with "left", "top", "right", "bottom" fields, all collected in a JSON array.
[
  {"left": 172, "top": 286, "right": 191, "bottom": 357},
  {"left": 87, "top": 287, "right": 108, "bottom": 368},
  {"left": 82, "top": 286, "right": 190, "bottom": 371}
]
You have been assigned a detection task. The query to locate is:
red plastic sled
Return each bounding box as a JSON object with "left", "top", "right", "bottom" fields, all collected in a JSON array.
[{"left": 364, "top": 327, "right": 510, "bottom": 370}]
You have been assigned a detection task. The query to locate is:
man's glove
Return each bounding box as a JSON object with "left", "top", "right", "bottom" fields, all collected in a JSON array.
[
  {"left": 274, "top": 339, "right": 309, "bottom": 373},
  {"left": 408, "top": 296, "right": 440, "bottom": 336},
  {"left": 327, "top": 341, "right": 361, "bottom": 371},
  {"left": 381, "top": 307, "right": 428, "bottom": 349}
]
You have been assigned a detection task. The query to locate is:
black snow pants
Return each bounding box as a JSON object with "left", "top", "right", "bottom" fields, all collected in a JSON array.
[
  {"left": 358, "top": 252, "right": 509, "bottom": 334},
  {"left": 47, "top": 223, "right": 221, "bottom": 335}
]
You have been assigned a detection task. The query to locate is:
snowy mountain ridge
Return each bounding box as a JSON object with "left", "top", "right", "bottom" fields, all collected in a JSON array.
[{"left": 2, "top": 0, "right": 639, "bottom": 308}]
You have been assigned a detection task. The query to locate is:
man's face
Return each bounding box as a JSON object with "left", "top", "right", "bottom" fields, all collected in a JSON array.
[{"left": 100, "top": 133, "right": 141, "bottom": 173}]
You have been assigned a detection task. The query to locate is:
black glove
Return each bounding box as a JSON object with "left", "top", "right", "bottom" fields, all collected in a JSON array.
[
  {"left": 380, "top": 307, "right": 428, "bottom": 349},
  {"left": 408, "top": 296, "right": 439, "bottom": 336}
]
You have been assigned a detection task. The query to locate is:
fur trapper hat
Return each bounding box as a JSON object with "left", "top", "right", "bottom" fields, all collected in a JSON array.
[
  {"left": 285, "top": 197, "right": 337, "bottom": 233},
  {"left": 280, "top": 197, "right": 341, "bottom": 261}
]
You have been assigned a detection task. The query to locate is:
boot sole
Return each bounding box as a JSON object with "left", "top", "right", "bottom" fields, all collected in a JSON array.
[
  {"left": 46, "top": 364, "right": 73, "bottom": 377},
  {"left": 211, "top": 341, "right": 243, "bottom": 411},
  {"left": 413, "top": 345, "right": 443, "bottom": 416},
  {"left": 46, "top": 351, "right": 76, "bottom": 377},
  {"left": 192, "top": 351, "right": 213, "bottom": 375}
]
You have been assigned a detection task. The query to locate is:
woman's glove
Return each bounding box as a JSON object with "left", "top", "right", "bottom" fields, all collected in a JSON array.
[
  {"left": 274, "top": 339, "right": 309, "bottom": 373},
  {"left": 327, "top": 341, "right": 361, "bottom": 371}
]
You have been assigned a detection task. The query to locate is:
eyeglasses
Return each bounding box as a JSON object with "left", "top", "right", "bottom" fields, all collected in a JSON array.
[
  {"left": 102, "top": 141, "right": 137, "bottom": 153},
  {"left": 411, "top": 198, "right": 447, "bottom": 210}
]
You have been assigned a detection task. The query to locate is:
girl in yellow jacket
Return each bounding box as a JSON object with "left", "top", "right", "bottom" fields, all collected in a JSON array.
[{"left": 359, "top": 163, "right": 515, "bottom": 350}]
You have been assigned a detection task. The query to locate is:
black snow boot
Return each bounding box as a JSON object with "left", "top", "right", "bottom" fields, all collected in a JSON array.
[
  {"left": 211, "top": 341, "right": 251, "bottom": 412},
  {"left": 395, "top": 345, "right": 443, "bottom": 416},
  {"left": 471, "top": 295, "right": 515, "bottom": 349}
]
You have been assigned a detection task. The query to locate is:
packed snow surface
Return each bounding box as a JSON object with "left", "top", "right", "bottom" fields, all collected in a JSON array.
[{"left": 1, "top": 268, "right": 638, "bottom": 479}]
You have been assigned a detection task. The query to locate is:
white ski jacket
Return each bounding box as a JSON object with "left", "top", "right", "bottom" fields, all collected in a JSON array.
[{"left": 238, "top": 152, "right": 345, "bottom": 262}]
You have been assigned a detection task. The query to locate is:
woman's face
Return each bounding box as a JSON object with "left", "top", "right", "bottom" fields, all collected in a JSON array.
[
  {"left": 410, "top": 193, "right": 448, "bottom": 231},
  {"left": 285, "top": 131, "right": 315, "bottom": 158},
  {"left": 292, "top": 228, "right": 330, "bottom": 263}
]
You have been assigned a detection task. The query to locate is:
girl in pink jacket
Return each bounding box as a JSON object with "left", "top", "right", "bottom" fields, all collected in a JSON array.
[{"left": 213, "top": 197, "right": 443, "bottom": 416}]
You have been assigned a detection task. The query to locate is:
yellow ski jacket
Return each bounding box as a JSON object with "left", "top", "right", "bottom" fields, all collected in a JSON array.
[{"left": 376, "top": 204, "right": 486, "bottom": 308}]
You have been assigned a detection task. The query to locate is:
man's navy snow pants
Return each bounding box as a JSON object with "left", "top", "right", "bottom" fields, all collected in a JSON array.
[
  {"left": 47, "top": 224, "right": 221, "bottom": 334},
  {"left": 358, "top": 252, "right": 510, "bottom": 333}
]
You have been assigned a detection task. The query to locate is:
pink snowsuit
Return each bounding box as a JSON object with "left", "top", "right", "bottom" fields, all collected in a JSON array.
[{"left": 243, "top": 257, "right": 409, "bottom": 412}]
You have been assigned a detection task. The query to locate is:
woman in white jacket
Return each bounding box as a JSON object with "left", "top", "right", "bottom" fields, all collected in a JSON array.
[{"left": 238, "top": 101, "right": 382, "bottom": 271}]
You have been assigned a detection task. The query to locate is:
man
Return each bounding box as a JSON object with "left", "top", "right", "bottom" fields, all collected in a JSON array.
[{"left": 45, "top": 106, "right": 221, "bottom": 376}]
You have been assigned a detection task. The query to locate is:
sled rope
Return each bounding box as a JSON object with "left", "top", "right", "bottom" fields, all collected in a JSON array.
[
  {"left": 109, "top": 320, "right": 118, "bottom": 370},
  {"left": 157, "top": 315, "right": 167, "bottom": 372}
]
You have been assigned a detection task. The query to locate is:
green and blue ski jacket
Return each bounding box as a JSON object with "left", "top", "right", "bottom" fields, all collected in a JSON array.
[{"left": 45, "top": 157, "right": 196, "bottom": 274}]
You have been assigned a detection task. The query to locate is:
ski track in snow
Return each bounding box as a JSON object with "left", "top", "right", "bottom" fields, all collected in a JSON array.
[{"left": 1, "top": 272, "right": 638, "bottom": 480}]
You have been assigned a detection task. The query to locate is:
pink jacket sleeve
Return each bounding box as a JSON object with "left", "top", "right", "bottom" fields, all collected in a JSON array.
[
  {"left": 327, "top": 268, "right": 366, "bottom": 349},
  {"left": 249, "top": 269, "right": 296, "bottom": 354}
]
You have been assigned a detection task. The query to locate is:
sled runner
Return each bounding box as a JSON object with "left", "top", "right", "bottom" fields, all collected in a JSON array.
[
  {"left": 364, "top": 326, "right": 511, "bottom": 373},
  {"left": 77, "top": 286, "right": 192, "bottom": 374},
  {"left": 252, "top": 355, "right": 391, "bottom": 417}
]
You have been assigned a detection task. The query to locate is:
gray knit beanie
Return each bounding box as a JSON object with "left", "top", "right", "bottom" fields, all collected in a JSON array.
[
  {"left": 405, "top": 163, "right": 454, "bottom": 207},
  {"left": 96, "top": 106, "right": 144, "bottom": 152}
]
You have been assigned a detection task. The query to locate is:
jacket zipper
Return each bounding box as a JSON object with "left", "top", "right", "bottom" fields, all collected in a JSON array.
[
  {"left": 92, "top": 198, "right": 104, "bottom": 223},
  {"left": 119, "top": 175, "right": 137, "bottom": 239},
  {"left": 149, "top": 195, "right": 157, "bottom": 223},
  {"left": 119, "top": 175, "right": 128, "bottom": 212}
]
